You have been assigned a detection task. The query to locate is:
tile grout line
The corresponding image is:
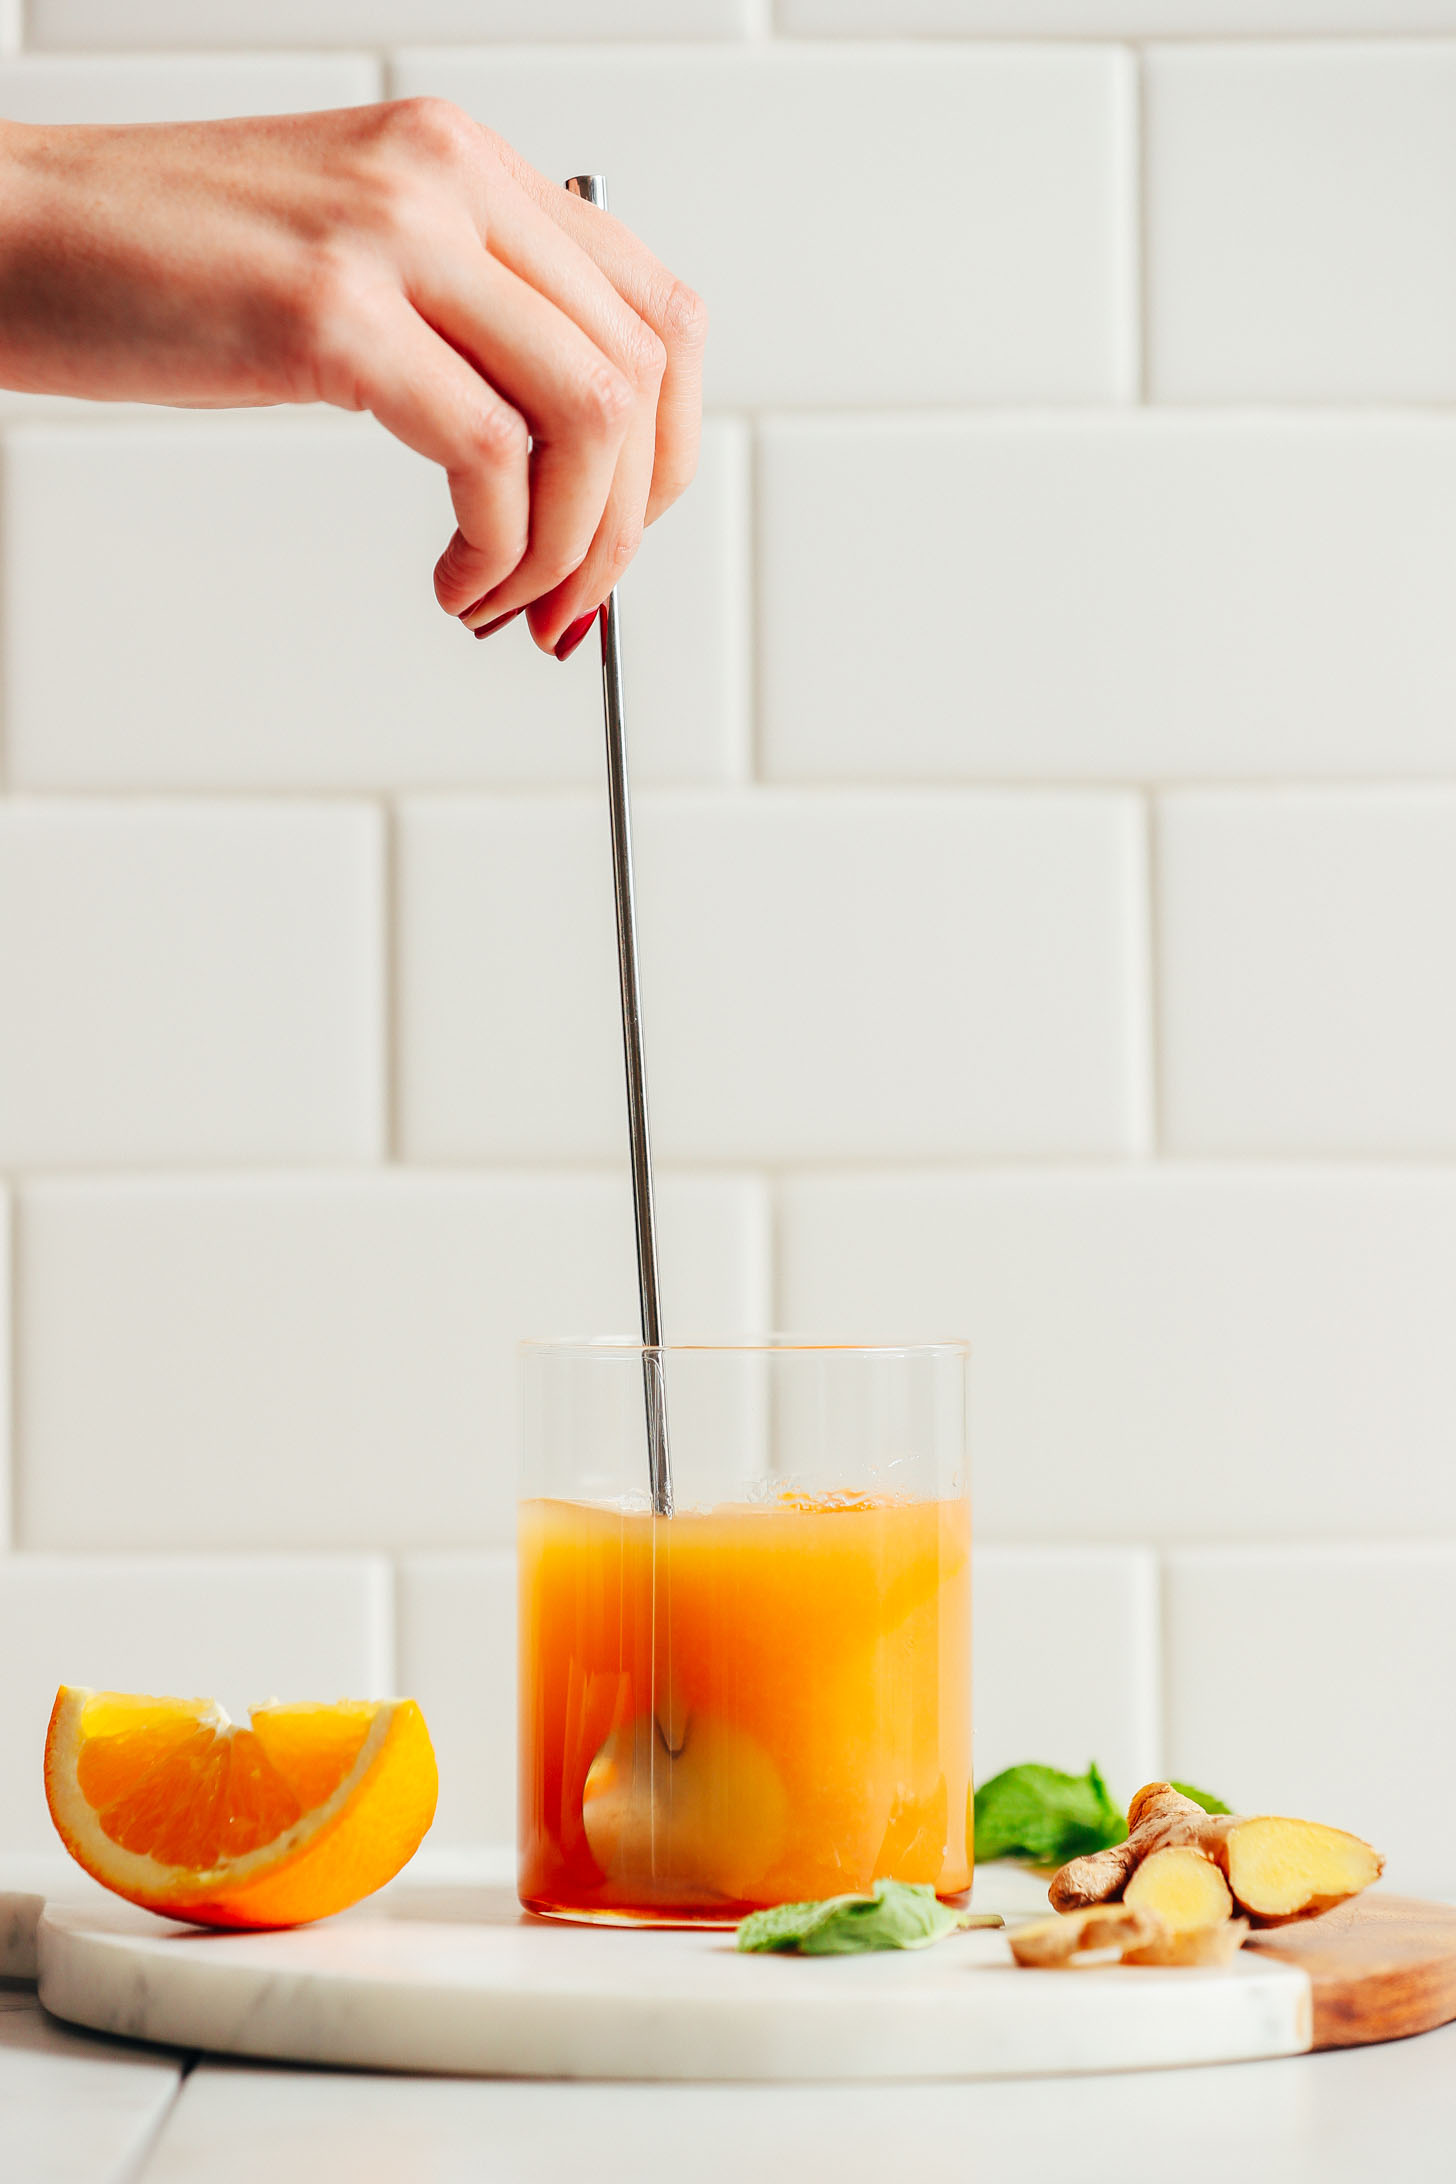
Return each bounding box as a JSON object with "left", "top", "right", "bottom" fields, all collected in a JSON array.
[
  {"left": 118, "top": 2058, "right": 194, "bottom": 2184},
  {"left": 1133, "top": 41, "right": 1152, "bottom": 407}
]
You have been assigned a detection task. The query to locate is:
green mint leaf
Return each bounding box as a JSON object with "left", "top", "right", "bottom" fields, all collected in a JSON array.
[
  {"left": 973, "top": 1762, "right": 1128, "bottom": 1866},
  {"left": 737, "top": 1880, "right": 1003, "bottom": 1956},
  {"left": 1170, "top": 1781, "right": 1232, "bottom": 1816},
  {"left": 737, "top": 1893, "right": 855, "bottom": 1952}
]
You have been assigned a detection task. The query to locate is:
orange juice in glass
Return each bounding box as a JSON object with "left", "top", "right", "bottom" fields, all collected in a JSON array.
[{"left": 518, "top": 1341, "right": 970, "bottom": 1924}]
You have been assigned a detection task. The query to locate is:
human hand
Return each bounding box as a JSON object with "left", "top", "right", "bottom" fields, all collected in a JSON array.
[{"left": 0, "top": 100, "right": 705, "bottom": 655}]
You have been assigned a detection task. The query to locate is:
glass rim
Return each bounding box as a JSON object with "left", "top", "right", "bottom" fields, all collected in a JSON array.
[{"left": 518, "top": 1334, "right": 971, "bottom": 1359}]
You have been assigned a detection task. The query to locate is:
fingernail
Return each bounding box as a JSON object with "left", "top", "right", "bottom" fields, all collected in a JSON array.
[
  {"left": 472, "top": 609, "right": 522, "bottom": 641},
  {"left": 554, "top": 611, "right": 598, "bottom": 664}
]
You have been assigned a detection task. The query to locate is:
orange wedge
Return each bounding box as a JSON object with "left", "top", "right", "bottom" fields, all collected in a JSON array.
[{"left": 45, "top": 1687, "right": 437, "bottom": 1929}]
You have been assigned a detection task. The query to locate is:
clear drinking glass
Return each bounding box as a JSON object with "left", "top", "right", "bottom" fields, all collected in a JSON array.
[{"left": 518, "top": 1339, "right": 970, "bottom": 1925}]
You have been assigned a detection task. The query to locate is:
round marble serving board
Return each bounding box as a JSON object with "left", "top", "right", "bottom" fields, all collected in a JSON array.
[{"left": 36, "top": 1881, "right": 1456, "bottom": 2083}]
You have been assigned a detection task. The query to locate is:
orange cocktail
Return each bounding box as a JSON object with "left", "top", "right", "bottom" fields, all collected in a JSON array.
[{"left": 518, "top": 1489, "right": 971, "bottom": 1923}]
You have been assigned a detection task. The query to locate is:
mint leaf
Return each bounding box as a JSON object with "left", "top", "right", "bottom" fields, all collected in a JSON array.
[
  {"left": 973, "top": 1762, "right": 1127, "bottom": 1866},
  {"left": 1171, "top": 1781, "right": 1231, "bottom": 1816},
  {"left": 737, "top": 1895, "right": 851, "bottom": 1952},
  {"left": 737, "top": 1879, "right": 1002, "bottom": 1956}
]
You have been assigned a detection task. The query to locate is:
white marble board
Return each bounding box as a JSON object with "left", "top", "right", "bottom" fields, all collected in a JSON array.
[{"left": 36, "top": 1879, "right": 1315, "bottom": 2082}]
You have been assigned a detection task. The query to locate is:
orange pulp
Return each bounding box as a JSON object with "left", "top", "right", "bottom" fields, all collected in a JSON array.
[{"left": 518, "top": 1490, "right": 971, "bottom": 1922}]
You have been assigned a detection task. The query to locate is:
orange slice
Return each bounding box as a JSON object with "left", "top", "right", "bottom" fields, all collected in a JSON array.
[{"left": 45, "top": 1686, "right": 438, "bottom": 1929}]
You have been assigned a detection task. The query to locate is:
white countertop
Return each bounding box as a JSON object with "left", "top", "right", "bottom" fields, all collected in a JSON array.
[{"left": 6, "top": 1853, "right": 1455, "bottom": 2183}]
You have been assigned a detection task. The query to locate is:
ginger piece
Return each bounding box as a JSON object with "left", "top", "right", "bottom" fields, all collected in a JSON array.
[
  {"left": 1122, "top": 1918, "right": 1250, "bottom": 1969},
  {"left": 1123, "top": 1845, "right": 1233, "bottom": 1934},
  {"left": 1009, "top": 1902, "right": 1166, "bottom": 1968},
  {"left": 1226, "top": 1815, "right": 1383, "bottom": 1921},
  {"left": 1050, "top": 1783, "right": 1383, "bottom": 1927}
]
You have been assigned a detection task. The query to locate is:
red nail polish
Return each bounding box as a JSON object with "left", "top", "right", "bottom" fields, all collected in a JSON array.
[
  {"left": 554, "top": 611, "right": 598, "bottom": 663},
  {"left": 472, "top": 608, "right": 522, "bottom": 641}
]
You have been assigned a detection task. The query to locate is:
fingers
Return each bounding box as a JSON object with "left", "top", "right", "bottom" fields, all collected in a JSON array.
[
  {"left": 488, "top": 137, "right": 707, "bottom": 528},
  {"left": 411, "top": 245, "right": 634, "bottom": 636},
  {"left": 469, "top": 171, "right": 666, "bottom": 649},
  {"left": 319, "top": 288, "right": 530, "bottom": 613}
]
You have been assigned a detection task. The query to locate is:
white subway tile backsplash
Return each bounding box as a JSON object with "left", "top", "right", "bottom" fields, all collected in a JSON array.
[
  {"left": 1148, "top": 44, "right": 1456, "bottom": 401},
  {"left": 5, "top": 419, "right": 746, "bottom": 790},
  {"left": 974, "top": 1548, "right": 1160, "bottom": 1801},
  {"left": 1160, "top": 790, "right": 1456, "bottom": 1154},
  {"left": 0, "top": 53, "right": 379, "bottom": 121},
  {"left": 396, "top": 1554, "right": 515, "bottom": 1847},
  {"left": 15, "top": 1174, "right": 769, "bottom": 1552},
  {"left": 390, "top": 47, "right": 1136, "bottom": 407},
  {"left": 0, "top": 803, "right": 383, "bottom": 1167},
  {"left": 780, "top": 2, "right": 1456, "bottom": 29},
  {"left": 779, "top": 1169, "right": 1456, "bottom": 1544},
  {"left": 0, "top": 1556, "right": 392, "bottom": 1851},
  {"left": 397, "top": 791, "right": 1148, "bottom": 1164},
  {"left": 29, "top": 1, "right": 749, "bottom": 44},
  {"left": 4, "top": 5, "right": 1455, "bottom": 1878},
  {"left": 759, "top": 416, "right": 1456, "bottom": 783},
  {"left": 1165, "top": 1547, "right": 1456, "bottom": 1894}
]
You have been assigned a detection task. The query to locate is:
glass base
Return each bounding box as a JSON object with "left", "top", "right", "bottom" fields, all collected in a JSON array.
[
  {"left": 521, "top": 1899, "right": 742, "bottom": 1930},
  {"left": 519, "top": 1884, "right": 974, "bottom": 1929}
]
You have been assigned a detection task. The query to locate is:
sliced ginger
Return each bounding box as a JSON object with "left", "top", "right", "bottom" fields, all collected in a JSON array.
[
  {"left": 1122, "top": 1919, "right": 1249, "bottom": 1969},
  {"left": 1123, "top": 1845, "right": 1233, "bottom": 1934},
  {"left": 1226, "top": 1814, "right": 1383, "bottom": 1921},
  {"left": 1051, "top": 1782, "right": 1383, "bottom": 1927},
  {"left": 1010, "top": 1902, "right": 1166, "bottom": 1968}
]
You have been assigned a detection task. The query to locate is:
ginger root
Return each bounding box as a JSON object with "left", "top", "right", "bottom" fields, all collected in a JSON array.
[
  {"left": 1009, "top": 1902, "right": 1165, "bottom": 1968},
  {"left": 1050, "top": 1782, "right": 1383, "bottom": 1926},
  {"left": 1123, "top": 1845, "right": 1233, "bottom": 1933},
  {"left": 1122, "top": 1918, "right": 1249, "bottom": 1969}
]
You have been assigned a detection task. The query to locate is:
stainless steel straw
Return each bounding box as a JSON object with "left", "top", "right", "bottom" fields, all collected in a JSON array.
[{"left": 567, "top": 172, "right": 673, "bottom": 1520}]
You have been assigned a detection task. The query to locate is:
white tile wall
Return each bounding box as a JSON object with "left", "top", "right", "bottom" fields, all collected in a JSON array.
[
  {"left": 4, "top": 418, "right": 748, "bottom": 790},
  {"left": 0, "top": 13, "right": 1452, "bottom": 1872},
  {"left": 779, "top": 1170, "right": 1456, "bottom": 1543},
  {"left": 1165, "top": 1547, "right": 1456, "bottom": 1893},
  {"left": 0, "top": 803, "right": 384, "bottom": 1167},
  {"left": 29, "top": 1, "right": 750, "bottom": 44},
  {"left": 397, "top": 791, "right": 1149, "bottom": 1162},
  {"left": 780, "top": 2, "right": 1456, "bottom": 29},
  {"left": 390, "top": 47, "right": 1138, "bottom": 407},
  {"left": 1160, "top": 790, "right": 1456, "bottom": 1154},
  {"left": 759, "top": 416, "right": 1456, "bottom": 783},
  {"left": 0, "top": 52, "right": 379, "bottom": 120},
  {"left": 0, "top": 1556, "right": 392, "bottom": 1849},
  {"left": 974, "top": 1549, "right": 1160, "bottom": 1799},
  {"left": 396, "top": 1554, "right": 515, "bottom": 1846},
  {"left": 14, "top": 1174, "right": 769, "bottom": 1553},
  {"left": 1147, "top": 44, "right": 1456, "bottom": 401}
]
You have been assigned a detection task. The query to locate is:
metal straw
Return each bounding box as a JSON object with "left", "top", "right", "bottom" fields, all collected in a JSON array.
[{"left": 567, "top": 172, "right": 673, "bottom": 1520}]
